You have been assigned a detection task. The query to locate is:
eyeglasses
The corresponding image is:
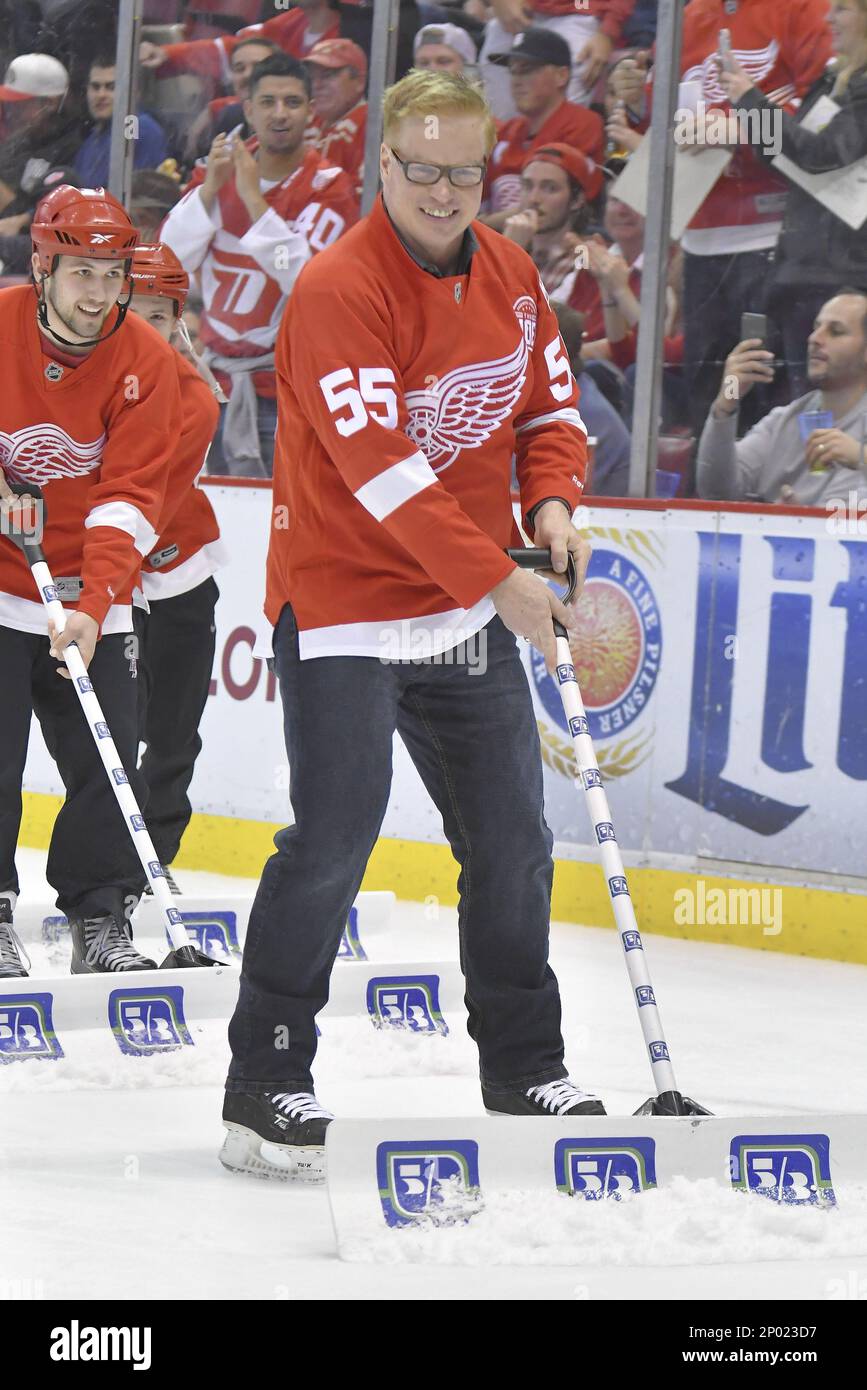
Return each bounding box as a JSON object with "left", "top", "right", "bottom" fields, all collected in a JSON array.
[{"left": 389, "top": 148, "right": 486, "bottom": 188}]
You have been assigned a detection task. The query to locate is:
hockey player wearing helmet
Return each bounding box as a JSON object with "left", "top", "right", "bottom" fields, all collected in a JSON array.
[
  {"left": 30, "top": 183, "right": 139, "bottom": 348},
  {"left": 0, "top": 186, "right": 183, "bottom": 978},
  {"left": 127, "top": 244, "right": 225, "bottom": 880}
]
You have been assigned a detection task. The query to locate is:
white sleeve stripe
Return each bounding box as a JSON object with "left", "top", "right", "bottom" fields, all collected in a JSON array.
[
  {"left": 85, "top": 502, "right": 157, "bottom": 557},
  {"left": 516, "top": 408, "right": 588, "bottom": 436},
  {"left": 353, "top": 450, "right": 439, "bottom": 522}
]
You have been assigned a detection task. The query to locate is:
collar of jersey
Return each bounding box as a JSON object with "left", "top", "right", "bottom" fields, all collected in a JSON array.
[{"left": 380, "top": 195, "right": 478, "bottom": 278}]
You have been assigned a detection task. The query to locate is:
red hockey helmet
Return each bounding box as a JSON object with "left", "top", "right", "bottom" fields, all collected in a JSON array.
[
  {"left": 31, "top": 184, "right": 139, "bottom": 275},
  {"left": 128, "top": 242, "right": 189, "bottom": 317}
]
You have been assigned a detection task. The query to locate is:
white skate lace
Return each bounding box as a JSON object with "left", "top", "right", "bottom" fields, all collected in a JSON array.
[
  {"left": 0, "top": 922, "right": 30, "bottom": 977},
  {"left": 84, "top": 917, "right": 151, "bottom": 971},
  {"left": 527, "top": 1079, "right": 599, "bottom": 1115},
  {"left": 271, "top": 1092, "right": 334, "bottom": 1122}
]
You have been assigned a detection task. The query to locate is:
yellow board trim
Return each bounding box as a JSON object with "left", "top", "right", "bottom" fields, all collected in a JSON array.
[{"left": 20, "top": 792, "right": 867, "bottom": 965}]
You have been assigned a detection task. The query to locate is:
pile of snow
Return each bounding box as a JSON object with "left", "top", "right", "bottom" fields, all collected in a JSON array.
[{"left": 340, "top": 1177, "right": 867, "bottom": 1268}]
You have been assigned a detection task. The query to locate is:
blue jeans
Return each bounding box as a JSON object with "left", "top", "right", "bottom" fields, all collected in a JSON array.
[
  {"left": 206, "top": 394, "right": 278, "bottom": 479},
  {"left": 578, "top": 370, "right": 631, "bottom": 497},
  {"left": 226, "top": 607, "right": 568, "bottom": 1096}
]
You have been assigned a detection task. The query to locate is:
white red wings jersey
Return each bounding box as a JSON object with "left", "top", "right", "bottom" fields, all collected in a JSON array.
[
  {"left": 650, "top": 0, "right": 833, "bottom": 250},
  {"left": 141, "top": 352, "right": 224, "bottom": 601},
  {"left": 267, "top": 196, "right": 587, "bottom": 659},
  {"left": 161, "top": 145, "right": 358, "bottom": 395},
  {"left": 307, "top": 102, "right": 366, "bottom": 206},
  {"left": 486, "top": 101, "right": 605, "bottom": 212},
  {"left": 0, "top": 286, "right": 182, "bottom": 634}
]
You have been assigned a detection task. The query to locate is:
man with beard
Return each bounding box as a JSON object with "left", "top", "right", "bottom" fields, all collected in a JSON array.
[{"left": 698, "top": 290, "right": 867, "bottom": 504}]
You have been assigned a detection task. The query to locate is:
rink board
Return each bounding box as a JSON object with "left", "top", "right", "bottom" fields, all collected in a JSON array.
[
  {"left": 0, "top": 959, "right": 465, "bottom": 1060},
  {"left": 326, "top": 1114, "right": 867, "bottom": 1250},
  {"left": 19, "top": 493, "right": 867, "bottom": 962}
]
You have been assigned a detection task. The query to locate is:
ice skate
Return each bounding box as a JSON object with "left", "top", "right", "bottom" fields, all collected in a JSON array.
[
  {"left": 220, "top": 1091, "right": 333, "bottom": 1183},
  {"left": 69, "top": 914, "right": 157, "bottom": 973},
  {"left": 483, "top": 1077, "right": 607, "bottom": 1118},
  {"left": 0, "top": 897, "right": 30, "bottom": 978}
]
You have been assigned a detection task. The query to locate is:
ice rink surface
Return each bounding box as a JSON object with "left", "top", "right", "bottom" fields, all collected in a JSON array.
[{"left": 3, "top": 849, "right": 867, "bottom": 1302}]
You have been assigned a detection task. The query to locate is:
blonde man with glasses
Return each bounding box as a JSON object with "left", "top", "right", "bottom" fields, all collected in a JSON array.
[{"left": 221, "top": 69, "right": 603, "bottom": 1182}]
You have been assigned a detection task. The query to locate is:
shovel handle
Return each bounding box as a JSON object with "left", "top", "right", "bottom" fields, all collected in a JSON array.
[{"left": 506, "top": 547, "right": 579, "bottom": 607}]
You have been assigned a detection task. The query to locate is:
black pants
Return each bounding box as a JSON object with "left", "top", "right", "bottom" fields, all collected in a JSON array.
[
  {"left": 683, "top": 246, "right": 778, "bottom": 447},
  {"left": 227, "top": 606, "right": 567, "bottom": 1097},
  {"left": 0, "top": 623, "right": 147, "bottom": 921},
  {"left": 135, "top": 577, "right": 218, "bottom": 867}
]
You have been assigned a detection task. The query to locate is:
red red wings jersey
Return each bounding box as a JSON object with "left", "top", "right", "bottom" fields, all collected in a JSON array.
[
  {"left": 307, "top": 102, "right": 366, "bottom": 205},
  {"left": 158, "top": 10, "right": 340, "bottom": 84},
  {"left": 657, "top": 0, "right": 833, "bottom": 242},
  {"left": 0, "top": 286, "right": 182, "bottom": 634},
  {"left": 267, "top": 196, "right": 588, "bottom": 659},
  {"left": 142, "top": 353, "right": 224, "bottom": 601},
  {"left": 161, "top": 146, "right": 358, "bottom": 393},
  {"left": 527, "top": 0, "right": 636, "bottom": 41},
  {"left": 487, "top": 102, "right": 605, "bottom": 211}
]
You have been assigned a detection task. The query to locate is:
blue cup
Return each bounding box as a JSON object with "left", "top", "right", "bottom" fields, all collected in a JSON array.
[
  {"left": 655, "top": 469, "right": 681, "bottom": 499},
  {"left": 798, "top": 409, "right": 833, "bottom": 443}
]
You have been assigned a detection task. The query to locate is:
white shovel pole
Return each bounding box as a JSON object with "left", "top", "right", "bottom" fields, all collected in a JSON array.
[
  {"left": 508, "top": 547, "right": 699, "bottom": 1116},
  {"left": 29, "top": 559, "right": 192, "bottom": 957}
]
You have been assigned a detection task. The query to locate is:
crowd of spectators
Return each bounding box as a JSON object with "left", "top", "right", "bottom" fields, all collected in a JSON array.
[{"left": 1, "top": 0, "right": 866, "bottom": 505}]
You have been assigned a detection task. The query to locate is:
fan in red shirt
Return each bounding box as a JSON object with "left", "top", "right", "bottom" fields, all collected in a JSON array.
[
  {"left": 303, "top": 38, "right": 368, "bottom": 203},
  {"left": 613, "top": 0, "right": 833, "bottom": 439},
  {"left": 479, "top": 0, "right": 637, "bottom": 115},
  {"left": 139, "top": 0, "right": 343, "bottom": 85},
  {"left": 127, "top": 243, "right": 225, "bottom": 883},
  {"left": 161, "top": 53, "right": 358, "bottom": 477},
  {"left": 0, "top": 186, "right": 184, "bottom": 978},
  {"left": 183, "top": 35, "right": 281, "bottom": 164},
  {"left": 483, "top": 29, "right": 605, "bottom": 214}
]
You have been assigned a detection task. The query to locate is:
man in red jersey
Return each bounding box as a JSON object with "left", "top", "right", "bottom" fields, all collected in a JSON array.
[
  {"left": 161, "top": 53, "right": 358, "bottom": 477},
  {"left": 221, "top": 70, "right": 602, "bottom": 1183},
  {"left": 484, "top": 29, "right": 604, "bottom": 212},
  {"left": 613, "top": 0, "right": 833, "bottom": 440},
  {"left": 303, "top": 39, "right": 368, "bottom": 201},
  {"left": 480, "top": 0, "right": 637, "bottom": 115},
  {"left": 127, "top": 244, "right": 225, "bottom": 882},
  {"left": 139, "top": 0, "right": 341, "bottom": 84},
  {"left": 183, "top": 36, "right": 281, "bottom": 163},
  {"left": 0, "top": 187, "right": 182, "bottom": 979}
]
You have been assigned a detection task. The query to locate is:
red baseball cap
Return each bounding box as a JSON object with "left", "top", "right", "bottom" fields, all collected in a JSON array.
[
  {"left": 303, "top": 39, "right": 368, "bottom": 81},
  {"left": 522, "top": 143, "right": 603, "bottom": 200}
]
